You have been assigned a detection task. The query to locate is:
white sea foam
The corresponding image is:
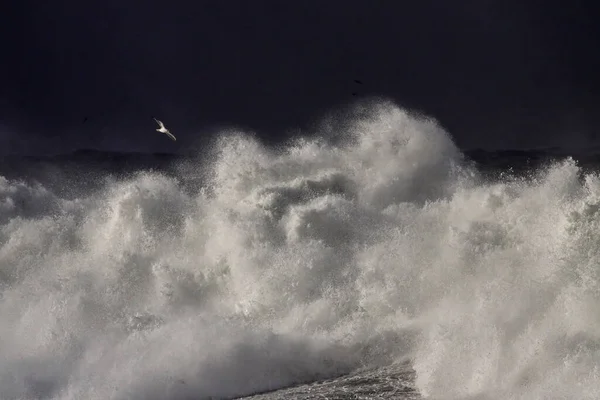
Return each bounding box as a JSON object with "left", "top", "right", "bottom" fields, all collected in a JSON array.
[{"left": 1, "top": 101, "right": 600, "bottom": 399}]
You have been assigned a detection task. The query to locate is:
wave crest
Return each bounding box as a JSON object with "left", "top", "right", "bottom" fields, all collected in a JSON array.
[{"left": 1, "top": 103, "right": 599, "bottom": 399}]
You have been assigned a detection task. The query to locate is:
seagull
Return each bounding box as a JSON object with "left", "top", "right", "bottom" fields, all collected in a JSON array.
[{"left": 153, "top": 117, "right": 176, "bottom": 141}]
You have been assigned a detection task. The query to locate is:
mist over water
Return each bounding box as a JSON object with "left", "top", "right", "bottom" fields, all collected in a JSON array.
[{"left": 2, "top": 101, "right": 600, "bottom": 399}]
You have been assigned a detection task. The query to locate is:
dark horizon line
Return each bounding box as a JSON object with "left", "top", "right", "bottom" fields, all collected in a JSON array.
[{"left": 3, "top": 145, "right": 600, "bottom": 159}]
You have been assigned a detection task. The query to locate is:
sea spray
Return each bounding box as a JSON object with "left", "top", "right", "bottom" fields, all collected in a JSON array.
[{"left": 1, "top": 102, "right": 600, "bottom": 399}]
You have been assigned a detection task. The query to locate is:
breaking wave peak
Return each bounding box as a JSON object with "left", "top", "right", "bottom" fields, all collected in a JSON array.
[{"left": 2, "top": 102, "right": 600, "bottom": 399}]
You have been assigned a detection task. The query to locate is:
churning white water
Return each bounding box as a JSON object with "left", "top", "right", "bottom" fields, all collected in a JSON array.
[{"left": 2, "top": 101, "right": 600, "bottom": 399}]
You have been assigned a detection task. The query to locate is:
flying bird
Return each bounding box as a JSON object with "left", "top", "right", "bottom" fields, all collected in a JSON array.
[{"left": 153, "top": 117, "right": 176, "bottom": 141}]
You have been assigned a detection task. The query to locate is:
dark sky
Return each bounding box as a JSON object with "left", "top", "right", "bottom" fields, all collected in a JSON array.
[{"left": 1, "top": 0, "right": 599, "bottom": 155}]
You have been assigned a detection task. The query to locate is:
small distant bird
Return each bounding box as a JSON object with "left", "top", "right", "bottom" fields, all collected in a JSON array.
[
  {"left": 354, "top": 79, "right": 363, "bottom": 85},
  {"left": 153, "top": 117, "right": 176, "bottom": 141}
]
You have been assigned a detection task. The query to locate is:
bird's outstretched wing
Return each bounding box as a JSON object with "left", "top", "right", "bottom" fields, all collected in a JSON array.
[
  {"left": 153, "top": 117, "right": 165, "bottom": 129},
  {"left": 165, "top": 131, "right": 177, "bottom": 141}
]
